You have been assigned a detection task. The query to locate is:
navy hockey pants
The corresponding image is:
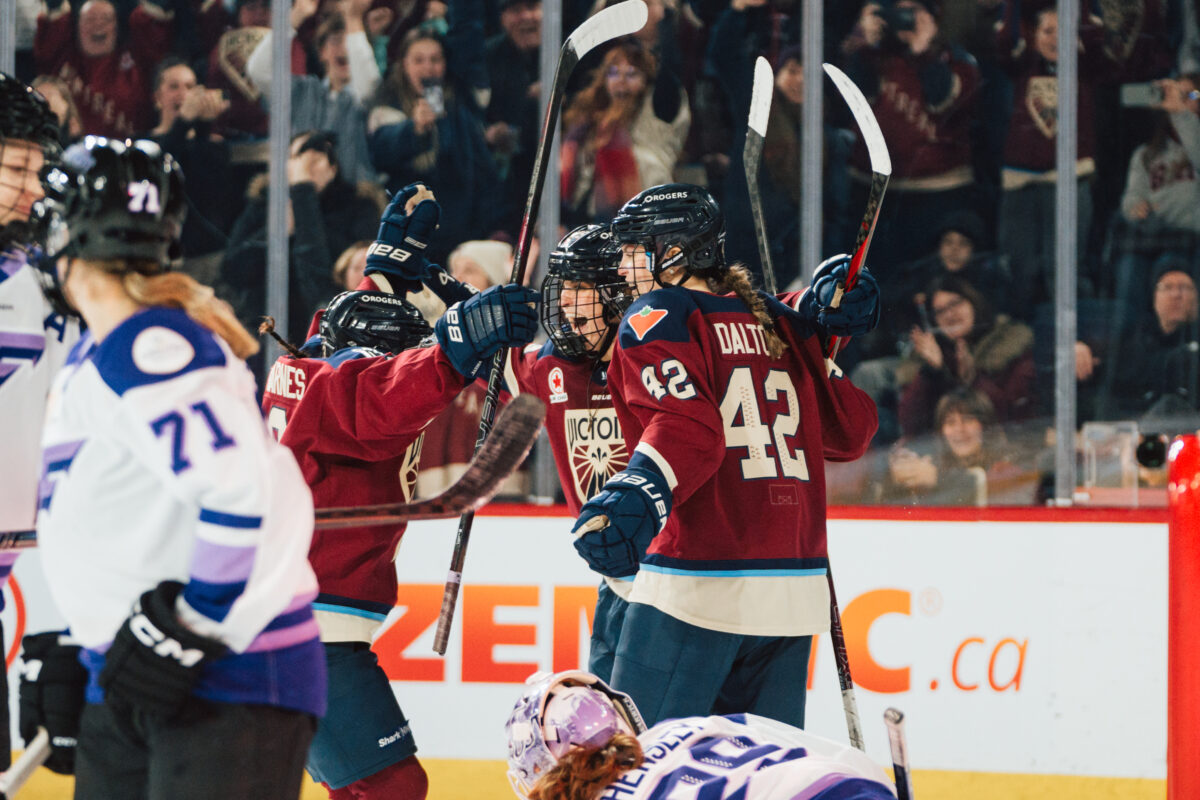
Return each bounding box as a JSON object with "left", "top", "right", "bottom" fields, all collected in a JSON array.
[{"left": 610, "top": 601, "right": 812, "bottom": 728}]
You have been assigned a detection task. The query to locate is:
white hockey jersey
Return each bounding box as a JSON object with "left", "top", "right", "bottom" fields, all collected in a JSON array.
[
  {"left": 38, "top": 306, "right": 325, "bottom": 715},
  {"left": 0, "top": 249, "right": 79, "bottom": 532},
  {"left": 598, "top": 715, "right": 896, "bottom": 800}
]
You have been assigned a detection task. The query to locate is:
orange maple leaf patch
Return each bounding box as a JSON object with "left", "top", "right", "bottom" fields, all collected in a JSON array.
[{"left": 627, "top": 307, "right": 669, "bottom": 341}]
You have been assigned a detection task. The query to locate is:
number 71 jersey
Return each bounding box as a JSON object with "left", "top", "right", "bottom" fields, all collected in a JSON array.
[{"left": 608, "top": 289, "right": 878, "bottom": 637}]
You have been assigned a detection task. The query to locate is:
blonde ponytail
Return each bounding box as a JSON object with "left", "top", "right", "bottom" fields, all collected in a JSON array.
[
  {"left": 529, "top": 733, "right": 644, "bottom": 800},
  {"left": 119, "top": 267, "right": 259, "bottom": 359},
  {"left": 712, "top": 263, "right": 786, "bottom": 359}
]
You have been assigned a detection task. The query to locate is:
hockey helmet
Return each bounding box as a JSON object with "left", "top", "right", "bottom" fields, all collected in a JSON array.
[
  {"left": 505, "top": 670, "right": 646, "bottom": 798},
  {"left": 36, "top": 136, "right": 185, "bottom": 267},
  {"left": 610, "top": 183, "right": 725, "bottom": 281},
  {"left": 0, "top": 72, "right": 62, "bottom": 250},
  {"left": 540, "top": 224, "right": 633, "bottom": 359},
  {"left": 320, "top": 290, "right": 433, "bottom": 356}
]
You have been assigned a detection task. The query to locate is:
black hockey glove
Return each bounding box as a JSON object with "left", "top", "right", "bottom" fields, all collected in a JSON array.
[
  {"left": 365, "top": 182, "right": 441, "bottom": 291},
  {"left": 422, "top": 262, "right": 478, "bottom": 307},
  {"left": 99, "top": 581, "right": 227, "bottom": 718},
  {"left": 19, "top": 631, "right": 87, "bottom": 775},
  {"left": 797, "top": 254, "right": 881, "bottom": 337},
  {"left": 571, "top": 458, "right": 672, "bottom": 578},
  {"left": 435, "top": 284, "right": 539, "bottom": 379}
]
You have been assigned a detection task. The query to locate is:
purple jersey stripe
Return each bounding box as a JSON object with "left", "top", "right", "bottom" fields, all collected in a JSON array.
[
  {"left": 0, "top": 363, "right": 18, "bottom": 381},
  {"left": 244, "top": 618, "right": 321, "bottom": 652},
  {"left": 0, "top": 332, "right": 46, "bottom": 351},
  {"left": 0, "top": 252, "right": 23, "bottom": 280},
  {"left": 790, "top": 772, "right": 865, "bottom": 800},
  {"left": 283, "top": 589, "right": 318, "bottom": 615},
  {"left": 189, "top": 540, "right": 257, "bottom": 583},
  {"left": 38, "top": 440, "right": 85, "bottom": 509}
]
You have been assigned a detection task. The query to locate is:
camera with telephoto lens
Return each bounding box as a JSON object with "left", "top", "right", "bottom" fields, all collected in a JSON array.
[{"left": 873, "top": 2, "right": 917, "bottom": 34}]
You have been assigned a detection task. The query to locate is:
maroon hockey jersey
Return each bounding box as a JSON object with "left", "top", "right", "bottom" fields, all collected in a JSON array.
[
  {"left": 607, "top": 288, "right": 877, "bottom": 636},
  {"left": 262, "top": 343, "right": 467, "bottom": 642}
]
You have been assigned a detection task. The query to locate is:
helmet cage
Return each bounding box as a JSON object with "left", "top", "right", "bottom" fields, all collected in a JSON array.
[
  {"left": 540, "top": 225, "right": 632, "bottom": 360},
  {"left": 319, "top": 290, "right": 433, "bottom": 356},
  {"left": 505, "top": 670, "right": 646, "bottom": 799}
]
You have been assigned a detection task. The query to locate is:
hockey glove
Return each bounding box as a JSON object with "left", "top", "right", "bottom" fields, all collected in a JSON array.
[
  {"left": 435, "top": 284, "right": 539, "bottom": 379},
  {"left": 98, "top": 581, "right": 227, "bottom": 719},
  {"left": 423, "top": 262, "right": 478, "bottom": 307},
  {"left": 19, "top": 631, "right": 87, "bottom": 775},
  {"left": 365, "top": 182, "right": 441, "bottom": 291},
  {"left": 571, "top": 459, "right": 672, "bottom": 578},
  {"left": 797, "top": 254, "right": 881, "bottom": 337}
]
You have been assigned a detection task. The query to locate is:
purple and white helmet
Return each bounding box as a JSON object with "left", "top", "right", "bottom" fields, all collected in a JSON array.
[{"left": 505, "top": 670, "right": 647, "bottom": 798}]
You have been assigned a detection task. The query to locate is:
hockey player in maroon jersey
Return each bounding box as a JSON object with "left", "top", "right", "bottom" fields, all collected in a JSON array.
[
  {"left": 261, "top": 184, "right": 539, "bottom": 799},
  {"left": 571, "top": 184, "right": 881, "bottom": 728},
  {"left": 509, "top": 223, "right": 634, "bottom": 681}
]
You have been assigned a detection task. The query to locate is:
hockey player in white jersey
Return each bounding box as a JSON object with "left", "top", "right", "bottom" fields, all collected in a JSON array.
[
  {"left": 0, "top": 71, "right": 83, "bottom": 774},
  {"left": 33, "top": 136, "right": 326, "bottom": 799},
  {"left": 505, "top": 671, "right": 896, "bottom": 800}
]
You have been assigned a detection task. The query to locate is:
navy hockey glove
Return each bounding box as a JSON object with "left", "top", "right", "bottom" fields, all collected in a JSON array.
[
  {"left": 571, "top": 458, "right": 672, "bottom": 578},
  {"left": 797, "top": 254, "right": 881, "bottom": 336},
  {"left": 365, "top": 182, "right": 441, "bottom": 290},
  {"left": 423, "top": 262, "right": 478, "bottom": 307},
  {"left": 19, "top": 631, "right": 87, "bottom": 775},
  {"left": 99, "top": 581, "right": 227, "bottom": 718},
  {"left": 435, "top": 284, "right": 539, "bottom": 379}
]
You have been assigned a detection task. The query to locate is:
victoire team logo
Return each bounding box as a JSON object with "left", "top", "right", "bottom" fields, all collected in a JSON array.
[{"left": 563, "top": 408, "right": 627, "bottom": 502}]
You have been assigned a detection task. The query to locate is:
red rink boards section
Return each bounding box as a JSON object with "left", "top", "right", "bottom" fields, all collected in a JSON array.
[{"left": 1168, "top": 436, "right": 1200, "bottom": 800}]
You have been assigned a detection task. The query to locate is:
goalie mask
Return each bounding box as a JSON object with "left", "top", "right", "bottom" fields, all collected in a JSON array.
[
  {"left": 505, "top": 670, "right": 646, "bottom": 799},
  {"left": 540, "top": 224, "right": 632, "bottom": 360},
  {"left": 611, "top": 183, "right": 725, "bottom": 286},
  {"left": 0, "top": 72, "right": 62, "bottom": 252},
  {"left": 36, "top": 136, "right": 185, "bottom": 267},
  {"left": 320, "top": 290, "right": 433, "bottom": 356}
]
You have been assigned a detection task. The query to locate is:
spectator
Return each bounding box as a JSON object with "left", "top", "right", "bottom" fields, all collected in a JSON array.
[
  {"left": 1109, "top": 76, "right": 1200, "bottom": 325},
  {"left": 880, "top": 388, "right": 1037, "bottom": 505},
  {"left": 30, "top": 74, "right": 83, "bottom": 144},
  {"left": 247, "top": 0, "right": 381, "bottom": 182},
  {"left": 220, "top": 130, "right": 382, "bottom": 344},
  {"left": 368, "top": 11, "right": 503, "bottom": 264},
  {"left": 145, "top": 56, "right": 234, "bottom": 285},
  {"left": 483, "top": 0, "right": 542, "bottom": 236},
  {"left": 898, "top": 273, "right": 1036, "bottom": 437},
  {"left": 560, "top": 37, "right": 690, "bottom": 228},
  {"left": 840, "top": 0, "right": 981, "bottom": 268},
  {"left": 448, "top": 238, "right": 512, "bottom": 289},
  {"left": 994, "top": 4, "right": 1119, "bottom": 314},
  {"left": 1110, "top": 262, "right": 1200, "bottom": 422},
  {"left": 34, "top": 0, "right": 171, "bottom": 137},
  {"left": 333, "top": 239, "right": 371, "bottom": 290},
  {"left": 205, "top": 0, "right": 272, "bottom": 141}
]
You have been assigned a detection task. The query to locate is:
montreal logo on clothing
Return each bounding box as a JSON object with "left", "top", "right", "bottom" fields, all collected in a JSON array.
[{"left": 628, "top": 307, "right": 668, "bottom": 341}]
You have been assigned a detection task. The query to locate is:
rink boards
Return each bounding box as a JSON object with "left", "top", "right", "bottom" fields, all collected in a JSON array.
[{"left": 6, "top": 505, "right": 1168, "bottom": 798}]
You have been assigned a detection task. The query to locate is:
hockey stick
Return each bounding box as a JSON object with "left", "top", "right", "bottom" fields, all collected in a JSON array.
[
  {"left": 826, "top": 570, "right": 864, "bottom": 750},
  {"left": 0, "top": 728, "right": 50, "bottom": 799},
  {"left": 884, "top": 708, "right": 914, "bottom": 800},
  {"left": 821, "top": 63, "right": 891, "bottom": 362},
  {"left": 432, "top": 0, "right": 649, "bottom": 656},
  {"left": 744, "top": 56, "right": 777, "bottom": 295},
  {"left": 1, "top": 396, "right": 547, "bottom": 546},
  {"left": 314, "top": 394, "right": 546, "bottom": 529}
]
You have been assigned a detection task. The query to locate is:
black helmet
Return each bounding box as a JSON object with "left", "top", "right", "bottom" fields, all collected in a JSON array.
[
  {"left": 320, "top": 290, "right": 433, "bottom": 356},
  {"left": 541, "top": 224, "right": 632, "bottom": 359},
  {"left": 610, "top": 183, "right": 725, "bottom": 281},
  {"left": 0, "top": 72, "right": 62, "bottom": 251},
  {"left": 37, "top": 136, "right": 185, "bottom": 267}
]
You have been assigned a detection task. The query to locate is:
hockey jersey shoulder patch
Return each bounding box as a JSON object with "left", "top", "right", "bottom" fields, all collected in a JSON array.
[
  {"left": 619, "top": 291, "right": 695, "bottom": 348},
  {"left": 92, "top": 307, "right": 226, "bottom": 396}
]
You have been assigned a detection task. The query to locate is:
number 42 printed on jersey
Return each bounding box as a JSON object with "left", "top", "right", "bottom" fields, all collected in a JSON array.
[{"left": 640, "top": 360, "right": 809, "bottom": 482}]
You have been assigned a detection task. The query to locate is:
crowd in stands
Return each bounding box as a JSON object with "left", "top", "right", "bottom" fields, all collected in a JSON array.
[{"left": 11, "top": 0, "right": 1200, "bottom": 506}]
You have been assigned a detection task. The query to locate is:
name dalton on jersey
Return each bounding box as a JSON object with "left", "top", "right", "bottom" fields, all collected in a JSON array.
[
  {"left": 713, "top": 322, "right": 772, "bottom": 357},
  {"left": 564, "top": 408, "right": 627, "bottom": 503}
]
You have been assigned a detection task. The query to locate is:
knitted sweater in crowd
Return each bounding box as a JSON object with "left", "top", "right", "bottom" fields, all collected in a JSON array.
[{"left": 1121, "top": 111, "right": 1200, "bottom": 233}]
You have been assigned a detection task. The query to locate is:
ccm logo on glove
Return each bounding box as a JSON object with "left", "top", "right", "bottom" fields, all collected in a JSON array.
[{"left": 129, "top": 608, "right": 206, "bottom": 668}]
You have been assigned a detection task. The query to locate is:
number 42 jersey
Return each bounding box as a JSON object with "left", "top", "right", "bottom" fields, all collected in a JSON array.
[{"left": 607, "top": 288, "right": 878, "bottom": 637}]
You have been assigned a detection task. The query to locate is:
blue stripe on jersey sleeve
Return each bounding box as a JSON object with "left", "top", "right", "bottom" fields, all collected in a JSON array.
[
  {"left": 91, "top": 307, "right": 226, "bottom": 396},
  {"left": 641, "top": 553, "right": 829, "bottom": 576},
  {"left": 183, "top": 578, "right": 247, "bottom": 622},
  {"left": 198, "top": 508, "right": 263, "bottom": 529}
]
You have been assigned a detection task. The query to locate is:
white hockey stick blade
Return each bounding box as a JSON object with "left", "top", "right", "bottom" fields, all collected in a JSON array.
[
  {"left": 567, "top": 0, "right": 648, "bottom": 60},
  {"left": 822, "top": 63, "right": 891, "bottom": 176},
  {"left": 315, "top": 394, "right": 546, "bottom": 529},
  {"left": 884, "top": 707, "right": 914, "bottom": 800},
  {"left": 0, "top": 728, "right": 51, "bottom": 799},
  {"left": 747, "top": 56, "right": 773, "bottom": 137}
]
